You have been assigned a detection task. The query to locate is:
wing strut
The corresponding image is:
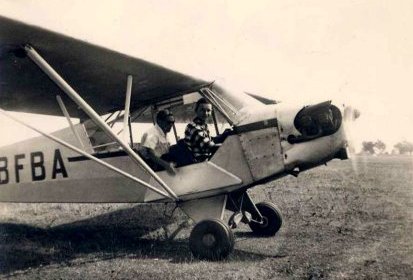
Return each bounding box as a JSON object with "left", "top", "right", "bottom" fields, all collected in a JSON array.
[
  {"left": 123, "top": 75, "right": 133, "bottom": 145},
  {"left": 0, "top": 109, "right": 172, "bottom": 200},
  {"left": 24, "top": 44, "right": 179, "bottom": 201},
  {"left": 56, "top": 95, "right": 85, "bottom": 150}
]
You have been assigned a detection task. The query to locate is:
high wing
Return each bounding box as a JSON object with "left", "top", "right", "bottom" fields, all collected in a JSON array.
[{"left": 0, "top": 16, "right": 209, "bottom": 117}]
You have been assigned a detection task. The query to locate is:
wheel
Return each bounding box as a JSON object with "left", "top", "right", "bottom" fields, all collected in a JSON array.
[
  {"left": 189, "top": 219, "right": 235, "bottom": 261},
  {"left": 249, "top": 202, "right": 283, "bottom": 236}
]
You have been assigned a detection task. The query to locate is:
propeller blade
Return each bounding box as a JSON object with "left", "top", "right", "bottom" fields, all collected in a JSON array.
[{"left": 343, "top": 105, "right": 361, "bottom": 173}]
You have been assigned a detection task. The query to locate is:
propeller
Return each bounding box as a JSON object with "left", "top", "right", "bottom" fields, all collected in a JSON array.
[{"left": 342, "top": 105, "right": 361, "bottom": 173}]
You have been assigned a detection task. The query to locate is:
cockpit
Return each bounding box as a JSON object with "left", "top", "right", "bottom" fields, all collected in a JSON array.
[
  {"left": 70, "top": 83, "right": 347, "bottom": 177},
  {"left": 82, "top": 83, "right": 263, "bottom": 171}
]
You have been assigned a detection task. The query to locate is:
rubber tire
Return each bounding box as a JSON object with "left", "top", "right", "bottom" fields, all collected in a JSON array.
[
  {"left": 189, "top": 219, "right": 235, "bottom": 261},
  {"left": 249, "top": 202, "right": 283, "bottom": 236}
]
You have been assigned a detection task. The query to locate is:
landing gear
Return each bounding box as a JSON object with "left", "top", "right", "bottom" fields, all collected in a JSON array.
[
  {"left": 249, "top": 202, "right": 282, "bottom": 236},
  {"left": 184, "top": 193, "right": 283, "bottom": 260},
  {"left": 189, "top": 219, "right": 235, "bottom": 261},
  {"left": 226, "top": 192, "right": 283, "bottom": 236}
]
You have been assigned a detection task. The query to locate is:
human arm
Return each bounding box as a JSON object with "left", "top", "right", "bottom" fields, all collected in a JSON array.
[
  {"left": 140, "top": 147, "right": 176, "bottom": 175},
  {"left": 140, "top": 130, "right": 176, "bottom": 175},
  {"left": 213, "top": 128, "right": 233, "bottom": 144}
]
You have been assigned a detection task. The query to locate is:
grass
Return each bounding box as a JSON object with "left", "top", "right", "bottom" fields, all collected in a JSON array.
[{"left": 0, "top": 156, "right": 412, "bottom": 279}]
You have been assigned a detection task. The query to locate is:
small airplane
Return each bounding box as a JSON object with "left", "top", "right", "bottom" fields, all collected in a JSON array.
[{"left": 0, "top": 16, "right": 358, "bottom": 260}]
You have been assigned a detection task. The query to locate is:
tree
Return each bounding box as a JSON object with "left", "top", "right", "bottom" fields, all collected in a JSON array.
[
  {"left": 361, "top": 141, "right": 375, "bottom": 154},
  {"left": 374, "top": 139, "right": 386, "bottom": 154},
  {"left": 394, "top": 141, "right": 413, "bottom": 155},
  {"left": 361, "top": 139, "right": 387, "bottom": 155}
]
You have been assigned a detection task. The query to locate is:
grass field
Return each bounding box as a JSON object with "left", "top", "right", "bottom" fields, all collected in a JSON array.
[{"left": 1, "top": 156, "right": 412, "bottom": 279}]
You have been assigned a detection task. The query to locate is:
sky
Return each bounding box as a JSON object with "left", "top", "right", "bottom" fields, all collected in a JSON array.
[{"left": 1, "top": 0, "right": 413, "bottom": 151}]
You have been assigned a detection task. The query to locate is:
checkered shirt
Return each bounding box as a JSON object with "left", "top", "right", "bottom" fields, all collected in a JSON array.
[{"left": 184, "top": 117, "right": 215, "bottom": 162}]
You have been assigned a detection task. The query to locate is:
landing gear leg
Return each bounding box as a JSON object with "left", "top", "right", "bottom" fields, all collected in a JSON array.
[
  {"left": 227, "top": 191, "right": 283, "bottom": 236},
  {"left": 248, "top": 202, "right": 282, "bottom": 236}
]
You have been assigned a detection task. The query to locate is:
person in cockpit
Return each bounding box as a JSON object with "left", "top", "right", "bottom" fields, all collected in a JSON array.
[
  {"left": 184, "top": 98, "right": 220, "bottom": 162},
  {"left": 139, "top": 109, "right": 176, "bottom": 174},
  {"left": 167, "top": 98, "right": 232, "bottom": 167}
]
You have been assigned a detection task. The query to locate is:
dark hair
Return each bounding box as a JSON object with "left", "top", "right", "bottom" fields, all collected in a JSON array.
[
  {"left": 156, "top": 109, "right": 174, "bottom": 124},
  {"left": 195, "top": 98, "right": 211, "bottom": 112}
]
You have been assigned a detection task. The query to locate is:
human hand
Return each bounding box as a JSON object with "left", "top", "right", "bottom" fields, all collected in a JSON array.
[{"left": 166, "top": 162, "right": 176, "bottom": 175}]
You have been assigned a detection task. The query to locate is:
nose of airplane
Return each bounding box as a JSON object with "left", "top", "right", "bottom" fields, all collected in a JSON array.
[{"left": 276, "top": 101, "right": 357, "bottom": 173}]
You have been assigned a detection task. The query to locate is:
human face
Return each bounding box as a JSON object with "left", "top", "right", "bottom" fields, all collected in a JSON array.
[
  {"left": 196, "top": 103, "right": 212, "bottom": 122},
  {"left": 159, "top": 119, "right": 174, "bottom": 134}
]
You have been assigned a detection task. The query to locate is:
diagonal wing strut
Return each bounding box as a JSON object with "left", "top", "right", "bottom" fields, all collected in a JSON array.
[
  {"left": 0, "top": 109, "right": 172, "bottom": 200},
  {"left": 24, "top": 44, "right": 179, "bottom": 201}
]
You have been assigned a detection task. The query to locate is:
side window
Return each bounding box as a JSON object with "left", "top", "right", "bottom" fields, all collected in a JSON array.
[
  {"left": 209, "top": 108, "right": 232, "bottom": 138},
  {"left": 83, "top": 119, "right": 116, "bottom": 152}
]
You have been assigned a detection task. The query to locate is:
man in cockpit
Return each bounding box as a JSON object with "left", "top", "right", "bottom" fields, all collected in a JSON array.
[
  {"left": 184, "top": 98, "right": 220, "bottom": 162},
  {"left": 139, "top": 109, "right": 176, "bottom": 174}
]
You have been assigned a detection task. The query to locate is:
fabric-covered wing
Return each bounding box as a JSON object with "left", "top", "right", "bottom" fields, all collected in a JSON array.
[{"left": 0, "top": 16, "right": 208, "bottom": 117}]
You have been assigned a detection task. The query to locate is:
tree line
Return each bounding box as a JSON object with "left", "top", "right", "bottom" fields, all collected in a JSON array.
[{"left": 361, "top": 140, "right": 413, "bottom": 155}]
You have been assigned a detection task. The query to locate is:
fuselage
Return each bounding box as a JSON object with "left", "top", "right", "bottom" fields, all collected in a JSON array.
[{"left": 0, "top": 98, "right": 349, "bottom": 203}]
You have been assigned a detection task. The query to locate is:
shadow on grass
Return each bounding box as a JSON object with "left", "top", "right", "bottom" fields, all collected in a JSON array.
[
  {"left": 0, "top": 204, "right": 193, "bottom": 274},
  {"left": 0, "top": 205, "right": 277, "bottom": 274}
]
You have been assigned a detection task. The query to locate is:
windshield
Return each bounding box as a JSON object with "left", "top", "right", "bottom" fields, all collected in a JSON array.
[{"left": 200, "top": 83, "right": 263, "bottom": 125}]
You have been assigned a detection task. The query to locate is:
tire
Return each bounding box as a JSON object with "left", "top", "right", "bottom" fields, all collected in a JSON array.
[
  {"left": 249, "top": 202, "right": 283, "bottom": 236},
  {"left": 189, "top": 219, "right": 235, "bottom": 261}
]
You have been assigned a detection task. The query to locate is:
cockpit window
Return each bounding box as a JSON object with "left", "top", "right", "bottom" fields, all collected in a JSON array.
[{"left": 200, "top": 83, "right": 263, "bottom": 125}]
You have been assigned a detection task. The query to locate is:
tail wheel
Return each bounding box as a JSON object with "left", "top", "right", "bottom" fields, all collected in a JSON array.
[
  {"left": 249, "top": 202, "right": 283, "bottom": 236},
  {"left": 189, "top": 219, "right": 234, "bottom": 261}
]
